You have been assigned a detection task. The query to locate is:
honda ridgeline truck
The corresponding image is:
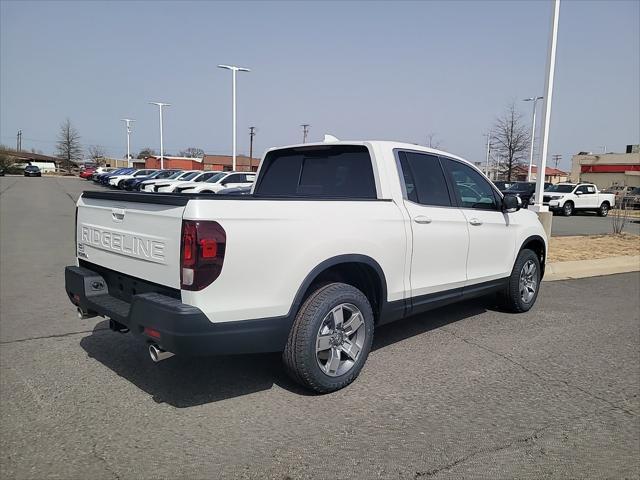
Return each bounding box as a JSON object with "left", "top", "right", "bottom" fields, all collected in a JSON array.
[{"left": 65, "top": 140, "right": 547, "bottom": 392}]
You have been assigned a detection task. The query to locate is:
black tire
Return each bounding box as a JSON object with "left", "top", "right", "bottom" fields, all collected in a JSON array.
[
  {"left": 562, "top": 201, "right": 574, "bottom": 216},
  {"left": 598, "top": 202, "right": 610, "bottom": 217},
  {"left": 283, "top": 282, "right": 374, "bottom": 393},
  {"left": 501, "top": 249, "right": 541, "bottom": 313}
]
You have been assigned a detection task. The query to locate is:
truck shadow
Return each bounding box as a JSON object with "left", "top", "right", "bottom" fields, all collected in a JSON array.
[{"left": 80, "top": 298, "right": 496, "bottom": 408}]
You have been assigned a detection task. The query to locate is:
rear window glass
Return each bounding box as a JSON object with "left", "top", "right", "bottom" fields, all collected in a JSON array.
[{"left": 255, "top": 145, "right": 377, "bottom": 198}]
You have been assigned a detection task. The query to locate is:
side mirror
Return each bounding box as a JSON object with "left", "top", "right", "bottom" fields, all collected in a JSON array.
[
  {"left": 575, "top": 190, "right": 582, "bottom": 195},
  {"left": 502, "top": 194, "right": 520, "bottom": 213}
]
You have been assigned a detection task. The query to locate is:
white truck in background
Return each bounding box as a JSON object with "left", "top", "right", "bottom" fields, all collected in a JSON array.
[
  {"left": 65, "top": 140, "right": 547, "bottom": 392},
  {"left": 543, "top": 182, "right": 616, "bottom": 216}
]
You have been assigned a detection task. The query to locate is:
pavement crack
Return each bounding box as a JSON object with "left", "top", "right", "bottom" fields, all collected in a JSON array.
[
  {"left": 0, "top": 327, "right": 109, "bottom": 346},
  {"left": 414, "top": 406, "right": 622, "bottom": 478},
  {"left": 441, "top": 327, "right": 636, "bottom": 417},
  {"left": 91, "top": 443, "right": 120, "bottom": 480},
  {"left": 0, "top": 179, "right": 19, "bottom": 196}
]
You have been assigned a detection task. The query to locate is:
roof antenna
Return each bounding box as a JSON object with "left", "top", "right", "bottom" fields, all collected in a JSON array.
[{"left": 323, "top": 134, "right": 340, "bottom": 143}]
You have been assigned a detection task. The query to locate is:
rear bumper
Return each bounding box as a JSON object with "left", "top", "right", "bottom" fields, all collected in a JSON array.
[{"left": 65, "top": 265, "right": 292, "bottom": 356}]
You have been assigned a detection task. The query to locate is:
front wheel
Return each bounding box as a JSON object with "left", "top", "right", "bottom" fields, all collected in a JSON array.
[
  {"left": 501, "top": 249, "right": 541, "bottom": 313},
  {"left": 598, "top": 202, "right": 609, "bottom": 217},
  {"left": 562, "top": 201, "right": 574, "bottom": 216},
  {"left": 283, "top": 283, "right": 374, "bottom": 393}
]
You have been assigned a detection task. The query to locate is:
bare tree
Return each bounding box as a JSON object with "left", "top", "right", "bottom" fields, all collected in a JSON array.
[
  {"left": 179, "top": 147, "right": 205, "bottom": 158},
  {"left": 611, "top": 203, "right": 630, "bottom": 234},
  {"left": 492, "top": 103, "right": 530, "bottom": 181},
  {"left": 56, "top": 119, "right": 83, "bottom": 168},
  {"left": 137, "top": 148, "right": 156, "bottom": 159},
  {"left": 425, "top": 132, "right": 442, "bottom": 149},
  {"left": 87, "top": 145, "right": 107, "bottom": 165},
  {"left": 0, "top": 144, "right": 13, "bottom": 168}
]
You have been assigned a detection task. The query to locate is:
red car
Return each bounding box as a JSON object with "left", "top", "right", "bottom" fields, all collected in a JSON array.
[{"left": 79, "top": 168, "right": 96, "bottom": 179}]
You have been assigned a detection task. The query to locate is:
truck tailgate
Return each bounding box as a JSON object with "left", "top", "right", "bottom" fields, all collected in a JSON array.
[{"left": 76, "top": 192, "right": 187, "bottom": 288}]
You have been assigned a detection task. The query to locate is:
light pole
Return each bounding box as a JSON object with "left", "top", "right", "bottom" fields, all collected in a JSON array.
[
  {"left": 218, "top": 64, "right": 250, "bottom": 171},
  {"left": 523, "top": 96, "right": 543, "bottom": 182},
  {"left": 149, "top": 102, "right": 170, "bottom": 169},
  {"left": 532, "top": 0, "right": 560, "bottom": 213},
  {"left": 484, "top": 132, "right": 492, "bottom": 177},
  {"left": 121, "top": 119, "right": 135, "bottom": 167}
]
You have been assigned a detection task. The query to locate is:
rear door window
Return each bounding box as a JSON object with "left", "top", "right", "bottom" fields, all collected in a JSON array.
[
  {"left": 255, "top": 145, "right": 377, "bottom": 198},
  {"left": 398, "top": 151, "right": 451, "bottom": 207}
]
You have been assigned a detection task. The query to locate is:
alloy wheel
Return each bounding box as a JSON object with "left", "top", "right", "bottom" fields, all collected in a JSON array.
[
  {"left": 315, "top": 303, "right": 366, "bottom": 377},
  {"left": 519, "top": 260, "right": 538, "bottom": 304}
]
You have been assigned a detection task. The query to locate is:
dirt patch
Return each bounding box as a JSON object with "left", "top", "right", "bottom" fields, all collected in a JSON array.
[{"left": 548, "top": 233, "right": 640, "bottom": 262}]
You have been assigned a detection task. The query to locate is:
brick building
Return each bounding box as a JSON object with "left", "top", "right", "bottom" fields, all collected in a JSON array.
[
  {"left": 511, "top": 165, "right": 569, "bottom": 183},
  {"left": 202, "top": 154, "right": 260, "bottom": 172},
  {"left": 144, "top": 156, "right": 204, "bottom": 170}
]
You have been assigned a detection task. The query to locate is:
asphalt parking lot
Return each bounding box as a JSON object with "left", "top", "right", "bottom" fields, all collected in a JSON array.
[
  {"left": 1, "top": 176, "right": 639, "bottom": 479},
  {"left": 551, "top": 212, "right": 640, "bottom": 236}
]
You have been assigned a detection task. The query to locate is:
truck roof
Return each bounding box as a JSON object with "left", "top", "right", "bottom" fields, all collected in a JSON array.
[{"left": 265, "top": 140, "right": 468, "bottom": 164}]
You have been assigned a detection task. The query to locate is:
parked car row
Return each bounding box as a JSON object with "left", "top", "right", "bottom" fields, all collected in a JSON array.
[
  {"left": 621, "top": 187, "right": 640, "bottom": 209},
  {"left": 84, "top": 167, "right": 255, "bottom": 196}
]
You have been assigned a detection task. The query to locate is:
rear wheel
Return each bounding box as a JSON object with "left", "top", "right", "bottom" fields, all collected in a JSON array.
[
  {"left": 598, "top": 202, "right": 609, "bottom": 217},
  {"left": 562, "top": 201, "right": 574, "bottom": 216},
  {"left": 283, "top": 283, "right": 374, "bottom": 393},
  {"left": 501, "top": 249, "right": 541, "bottom": 313}
]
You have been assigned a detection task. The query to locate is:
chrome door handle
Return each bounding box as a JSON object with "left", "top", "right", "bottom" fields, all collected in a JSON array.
[
  {"left": 468, "top": 218, "right": 483, "bottom": 226},
  {"left": 414, "top": 216, "right": 432, "bottom": 224}
]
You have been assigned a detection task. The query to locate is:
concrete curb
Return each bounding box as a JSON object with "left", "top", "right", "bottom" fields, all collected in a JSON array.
[{"left": 544, "top": 255, "right": 640, "bottom": 281}]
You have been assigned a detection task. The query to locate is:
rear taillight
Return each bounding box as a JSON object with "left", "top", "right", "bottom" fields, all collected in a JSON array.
[{"left": 180, "top": 220, "right": 226, "bottom": 290}]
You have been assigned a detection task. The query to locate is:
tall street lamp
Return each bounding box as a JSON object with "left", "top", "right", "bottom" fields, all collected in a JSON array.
[
  {"left": 531, "top": 0, "right": 560, "bottom": 215},
  {"left": 484, "top": 132, "right": 492, "bottom": 177},
  {"left": 149, "top": 102, "right": 170, "bottom": 169},
  {"left": 523, "top": 96, "right": 543, "bottom": 182},
  {"left": 218, "top": 64, "right": 250, "bottom": 171},
  {"left": 121, "top": 118, "right": 135, "bottom": 167}
]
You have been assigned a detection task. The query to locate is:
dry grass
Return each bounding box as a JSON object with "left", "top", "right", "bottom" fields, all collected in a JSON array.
[
  {"left": 549, "top": 233, "right": 640, "bottom": 263},
  {"left": 611, "top": 208, "right": 640, "bottom": 218}
]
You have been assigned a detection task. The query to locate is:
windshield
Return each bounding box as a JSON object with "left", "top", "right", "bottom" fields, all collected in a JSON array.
[
  {"left": 145, "top": 170, "right": 164, "bottom": 179},
  {"left": 179, "top": 172, "right": 198, "bottom": 180},
  {"left": 205, "top": 173, "right": 226, "bottom": 183},
  {"left": 630, "top": 188, "right": 640, "bottom": 195},
  {"left": 164, "top": 170, "right": 183, "bottom": 179},
  {"left": 546, "top": 184, "right": 575, "bottom": 193},
  {"left": 506, "top": 183, "right": 533, "bottom": 192}
]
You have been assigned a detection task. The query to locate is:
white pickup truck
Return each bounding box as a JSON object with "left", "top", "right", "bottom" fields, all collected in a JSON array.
[
  {"left": 543, "top": 182, "right": 615, "bottom": 216},
  {"left": 65, "top": 140, "right": 547, "bottom": 392}
]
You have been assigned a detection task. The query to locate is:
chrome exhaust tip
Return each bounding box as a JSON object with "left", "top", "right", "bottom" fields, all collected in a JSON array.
[
  {"left": 77, "top": 307, "right": 96, "bottom": 320},
  {"left": 149, "top": 344, "right": 174, "bottom": 363}
]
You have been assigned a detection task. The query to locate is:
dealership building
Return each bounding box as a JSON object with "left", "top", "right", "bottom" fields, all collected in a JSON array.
[{"left": 570, "top": 145, "right": 640, "bottom": 189}]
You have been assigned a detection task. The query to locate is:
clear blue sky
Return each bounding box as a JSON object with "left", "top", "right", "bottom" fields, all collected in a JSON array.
[{"left": 1, "top": 0, "right": 638, "bottom": 171}]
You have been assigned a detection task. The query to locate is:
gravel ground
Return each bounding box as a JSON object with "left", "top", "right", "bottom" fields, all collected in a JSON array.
[{"left": 1, "top": 176, "right": 639, "bottom": 479}]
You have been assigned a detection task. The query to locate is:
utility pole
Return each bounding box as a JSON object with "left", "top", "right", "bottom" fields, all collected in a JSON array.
[
  {"left": 552, "top": 154, "right": 562, "bottom": 170},
  {"left": 121, "top": 119, "right": 135, "bottom": 167},
  {"left": 249, "top": 126, "right": 256, "bottom": 171},
  {"left": 301, "top": 124, "right": 310, "bottom": 143},
  {"left": 16, "top": 130, "right": 22, "bottom": 152}
]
